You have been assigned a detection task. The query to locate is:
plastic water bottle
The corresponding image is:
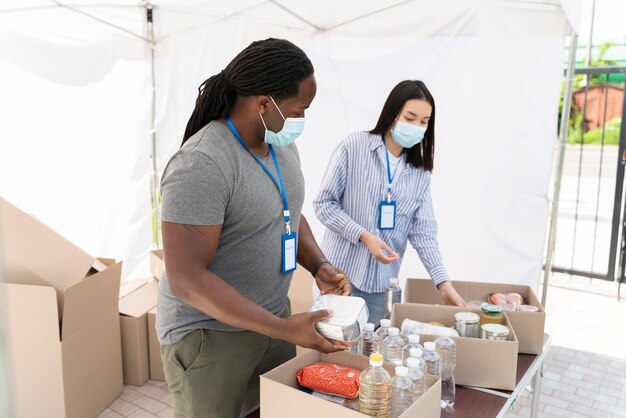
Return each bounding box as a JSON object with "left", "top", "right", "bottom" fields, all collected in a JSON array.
[
  {"left": 405, "top": 347, "right": 426, "bottom": 376},
  {"left": 403, "top": 334, "right": 424, "bottom": 362},
  {"left": 423, "top": 342, "right": 441, "bottom": 378},
  {"left": 358, "top": 323, "right": 380, "bottom": 357},
  {"left": 391, "top": 366, "right": 413, "bottom": 418},
  {"left": 376, "top": 319, "right": 392, "bottom": 341},
  {"left": 400, "top": 325, "right": 418, "bottom": 344},
  {"left": 435, "top": 336, "right": 456, "bottom": 407},
  {"left": 406, "top": 357, "right": 427, "bottom": 401},
  {"left": 383, "top": 327, "right": 405, "bottom": 366},
  {"left": 359, "top": 353, "right": 392, "bottom": 417},
  {"left": 384, "top": 278, "right": 402, "bottom": 319}
]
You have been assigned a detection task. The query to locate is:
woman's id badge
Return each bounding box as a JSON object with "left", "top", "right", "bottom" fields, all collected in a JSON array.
[
  {"left": 282, "top": 232, "right": 297, "bottom": 273},
  {"left": 379, "top": 200, "right": 396, "bottom": 230}
]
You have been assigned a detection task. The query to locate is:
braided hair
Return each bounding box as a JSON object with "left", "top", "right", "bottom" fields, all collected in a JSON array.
[
  {"left": 181, "top": 38, "right": 314, "bottom": 146},
  {"left": 370, "top": 80, "right": 436, "bottom": 172}
]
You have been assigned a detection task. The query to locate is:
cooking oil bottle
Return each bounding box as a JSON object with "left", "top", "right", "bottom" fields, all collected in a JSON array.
[{"left": 359, "top": 353, "right": 392, "bottom": 417}]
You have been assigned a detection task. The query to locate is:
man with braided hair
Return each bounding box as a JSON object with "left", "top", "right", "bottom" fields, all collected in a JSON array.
[{"left": 157, "top": 38, "right": 350, "bottom": 417}]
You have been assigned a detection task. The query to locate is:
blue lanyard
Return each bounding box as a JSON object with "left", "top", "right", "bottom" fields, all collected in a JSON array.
[
  {"left": 227, "top": 116, "right": 291, "bottom": 234},
  {"left": 383, "top": 135, "right": 399, "bottom": 202}
]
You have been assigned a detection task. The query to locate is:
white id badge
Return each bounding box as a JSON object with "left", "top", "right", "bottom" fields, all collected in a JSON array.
[
  {"left": 378, "top": 201, "right": 396, "bottom": 230},
  {"left": 281, "top": 232, "right": 297, "bottom": 273}
]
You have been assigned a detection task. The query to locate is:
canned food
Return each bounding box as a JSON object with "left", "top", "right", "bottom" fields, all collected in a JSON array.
[
  {"left": 454, "top": 312, "right": 481, "bottom": 338},
  {"left": 481, "top": 323, "right": 510, "bottom": 341},
  {"left": 480, "top": 303, "right": 504, "bottom": 325},
  {"left": 519, "top": 304, "right": 539, "bottom": 312},
  {"left": 310, "top": 295, "right": 369, "bottom": 346}
]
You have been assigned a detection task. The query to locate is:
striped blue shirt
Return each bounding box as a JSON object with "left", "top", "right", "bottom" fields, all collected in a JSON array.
[{"left": 313, "top": 131, "right": 450, "bottom": 293}]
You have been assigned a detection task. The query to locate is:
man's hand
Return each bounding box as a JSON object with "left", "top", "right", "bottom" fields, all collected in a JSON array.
[
  {"left": 282, "top": 310, "right": 349, "bottom": 353},
  {"left": 438, "top": 281, "right": 465, "bottom": 306},
  {"left": 360, "top": 231, "right": 399, "bottom": 264},
  {"left": 315, "top": 263, "right": 351, "bottom": 296}
]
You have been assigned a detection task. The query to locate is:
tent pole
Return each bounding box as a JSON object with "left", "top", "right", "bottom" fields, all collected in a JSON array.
[
  {"left": 542, "top": 26, "right": 578, "bottom": 307},
  {"left": 146, "top": 3, "right": 161, "bottom": 248}
]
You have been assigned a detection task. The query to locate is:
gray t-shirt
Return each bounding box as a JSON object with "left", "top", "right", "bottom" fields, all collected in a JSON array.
[{"left": 156, "top": 121, "right": 304, "bottom": 345}]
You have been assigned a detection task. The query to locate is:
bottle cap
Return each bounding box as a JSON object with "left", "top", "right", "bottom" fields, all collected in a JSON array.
[
  {"left": 410, "top": 347, "right": 423, "bottom": 358},
  {"left": 424, "top": 342, "right": 436, "bottom": 351},
  {"left": 388, "top": 327, "right": 399, "bottom": 336},
  {"left": 408, "top": 334, "right": 420, "bottom": 344},
  {"left": 395, "top": 366, "right": 408, "bottom": 377},
  {"left": 369, "top": 353, "right": 384, "bottom": 366},
  {"left": 406, "top": 358, "right": 421, "bottom": 369},
  {"left": 364, "top": 323, "right": 375, "bottom": 332},
  {"left": 380, "top": 319, "right": 391, "bottom": 328}
]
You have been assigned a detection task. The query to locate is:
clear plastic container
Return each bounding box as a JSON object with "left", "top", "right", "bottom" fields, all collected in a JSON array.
[
  {"left": 404, "top": 347, "right": 426, "bottom": 375},
  {"left": 384, "top": 278, "right": 402, "bottom": 319},
  {"left": 390, "top": 366, "right": 413, "bottom": 418},
  {"left": 402, "top": 334, "right": 424, "bottom": 363},
  {"left": 383, "top": 327, "right": 405, "bottom": 366},
  {"left": 358, "top": 323, "right": 380, "bottom": 357},
  {"left": 422, "top": 342, "right": 441, "bottom": 378},
  {"left": 377, "top": 318, "right": 392, "bottom": 341},
  {"left": 435, "top": 336, "right": 456, "bottom": 407},
  {"left": 310, "top": 295, "right": 369, "bottom": 346},
  {"left": 406, "top": 357, "right": 427, "bottom": 401},
  {"left": 359, "top": 353, "right": 392, "bottom": 417}
]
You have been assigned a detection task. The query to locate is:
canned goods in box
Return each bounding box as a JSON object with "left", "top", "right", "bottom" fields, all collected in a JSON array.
[
  {"left": 480, "top": 323, "right": 510, "bottom": 341},
  {"left": 454, "top": 312, "right": 480, "bottom": 338}
]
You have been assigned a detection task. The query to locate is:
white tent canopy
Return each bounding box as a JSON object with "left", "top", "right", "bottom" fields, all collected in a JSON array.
[{"left": 0, "top": 0, "right": 581, "bottom": 289}]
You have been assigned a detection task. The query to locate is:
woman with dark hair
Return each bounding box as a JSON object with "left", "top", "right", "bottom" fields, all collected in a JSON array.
[
  {"left": 157, "top": 38, "right": 350, "bottom": 417},
  {"left": 314, "top": 80, "right": 464, "bottom": 327}
]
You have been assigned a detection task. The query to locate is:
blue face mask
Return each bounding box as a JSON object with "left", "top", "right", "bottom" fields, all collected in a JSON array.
[
  {"left": 259, "top": 96, "right": 305, "bottom": 147},
  {"left": 391, "top": 120, "right": 427, "bottom": 148}
]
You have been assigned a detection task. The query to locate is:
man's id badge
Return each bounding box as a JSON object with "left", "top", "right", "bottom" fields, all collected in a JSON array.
[
  {"left": 378, "top": 201, "right": 396, "bottom": 230},
  {"left": 282, "top": 232, "right": 297, "bottom": 273}
]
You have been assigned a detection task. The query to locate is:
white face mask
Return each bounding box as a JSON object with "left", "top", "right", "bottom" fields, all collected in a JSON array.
[
  {"left": 391, "top": 120, "right": 427, "bottom": 148},
  {"left": 259, "top": 96, "right": 305, "bottom": 147}
]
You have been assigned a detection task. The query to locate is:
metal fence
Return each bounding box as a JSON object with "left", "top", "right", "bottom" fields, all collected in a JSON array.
[{"left": 550, "top": 66, "right": 626, "bottom": 296}]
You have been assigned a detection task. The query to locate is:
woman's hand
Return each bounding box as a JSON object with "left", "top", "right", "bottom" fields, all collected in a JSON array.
[
  {"left": 360, "top": 231, "right": 399, "bottom": 264},
  {"left": 438, "top": 281, "right": 465, "bottom": 306}
]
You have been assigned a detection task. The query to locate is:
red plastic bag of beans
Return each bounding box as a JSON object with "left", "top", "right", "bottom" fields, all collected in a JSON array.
[{"left": 296, "top": 363, "right": 361, "bottom": 398}]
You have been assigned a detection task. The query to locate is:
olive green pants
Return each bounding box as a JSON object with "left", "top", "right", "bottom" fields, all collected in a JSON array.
[{"left": 160, "top": 306, "right": 295, "bottom": 418}]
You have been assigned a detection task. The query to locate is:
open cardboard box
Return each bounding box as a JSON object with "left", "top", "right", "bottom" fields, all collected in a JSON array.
[
  {"left": 261, "top": 350, "right": 441, "bottom": 418},
  {"left": 404, "top": 278, "right": 545, "bottom": 354},
  {"left": 150, "top": 249, "right": 165, "bottom": 281},
  {"left": 392, "top": 303, "right": 519, "bottom": 391},
  {"left": 147, "top": 306, "right": 165, "bottom": 381},
  {"left": 1, "top": 193, "right": 123, "bottom": 418},
  {"left": 119, "top": 278, "right": 159, "bottom": 386}
]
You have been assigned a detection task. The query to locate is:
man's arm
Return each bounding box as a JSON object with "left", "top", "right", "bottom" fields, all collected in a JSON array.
[
  {"left": 162, "top": 221, "right": 344, "bottom": 353},
  {"left": 297, "top": 215, "right": 350, "bottom": 296}
]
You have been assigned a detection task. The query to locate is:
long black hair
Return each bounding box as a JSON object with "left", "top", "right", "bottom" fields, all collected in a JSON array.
[
  {"left": 369, "top": 80, "right": 436, "bottom": 172},
  {"left": 181, "top": 38, "right": 314, "bottom": 146}
]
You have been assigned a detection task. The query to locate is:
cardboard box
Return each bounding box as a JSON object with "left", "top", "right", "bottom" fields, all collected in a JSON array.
[
  {"left": 1, "top": 197, "right": 124, "bottom": 418},
  {"left": 148, "top": 307, "right": 165, "bottom": 381},
  {"left": 261, "top": 350, "right": 441, "bottom": 418},
  {"left": 288, "top": 265, "right": 314, "bottom": 315},
  {"left": 404, "top": 278, "right": 545, "bottom": 354},
  {"left": 391, "top": 303, "right": 519, "bottom": 390},
  {"left": 119, "top": 278, "right": 159, "bottom": 386},
  {"left": 150, "top": 249, "right": 165, "bottom": 280}
]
